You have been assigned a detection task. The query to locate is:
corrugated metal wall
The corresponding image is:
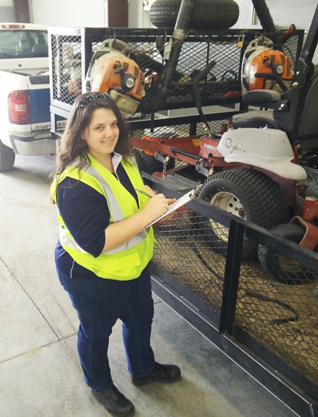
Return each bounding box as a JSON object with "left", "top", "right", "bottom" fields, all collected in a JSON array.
[{"left": 29, "top": 0, "right": 105, "bottom": 27}]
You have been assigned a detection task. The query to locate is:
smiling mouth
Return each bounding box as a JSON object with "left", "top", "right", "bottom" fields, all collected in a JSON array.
[{"left": 101, "top": 139, "right": 114, "bottom": 145}]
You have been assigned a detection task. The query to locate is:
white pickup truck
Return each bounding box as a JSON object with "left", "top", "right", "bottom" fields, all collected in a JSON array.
[{"left": 0, "top": 23, "right": 61, "bottom": 172}]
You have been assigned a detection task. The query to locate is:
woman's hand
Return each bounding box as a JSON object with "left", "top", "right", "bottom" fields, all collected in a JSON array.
[
  {"left": 144, "top": 186, "right": 176, "bottom": 205},
  {"left": 142, "top": 186, "right": 177, "bottom": 222},
  {"left": 102, "top": 188, "right": 176, "bottom": 253},
  {"left": 141, "top": 193, "right": 169, "bottom": 223}
]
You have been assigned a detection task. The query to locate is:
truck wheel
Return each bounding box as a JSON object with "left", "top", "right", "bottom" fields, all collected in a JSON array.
[
  {"left": 0, "top": 140, "right": 15, "bottom": 172},
  {"left": 150, "top": 0, "right": 239, "bottom": 30},
  {"left": 197, "top": 169, "right": 289, "bottom": 258},
  {"left": 258, "top": 224, "right": 318, "bottom": 285}
]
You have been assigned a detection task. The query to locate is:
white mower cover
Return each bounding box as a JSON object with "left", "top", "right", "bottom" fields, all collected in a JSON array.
[{"left": 217, "top": 128, "right": 307, "bottom": 180}]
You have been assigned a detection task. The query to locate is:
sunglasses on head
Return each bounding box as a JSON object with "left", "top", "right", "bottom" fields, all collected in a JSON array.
[{"left": 77, "top": 92, "right": 114, "bottom": 109}]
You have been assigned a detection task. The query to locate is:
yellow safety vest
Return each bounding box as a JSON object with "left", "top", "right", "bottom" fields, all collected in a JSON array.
[{"left": 51, "top": 153, "right": 155, "bottom": 280}]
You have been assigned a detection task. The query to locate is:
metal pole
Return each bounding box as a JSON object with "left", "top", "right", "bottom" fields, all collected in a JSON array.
[{"left": 219, "top": 220, "right": 245, "bottom": 335}]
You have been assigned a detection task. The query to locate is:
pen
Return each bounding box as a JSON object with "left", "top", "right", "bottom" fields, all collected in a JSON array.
[{"left": 134, "top": 188, "right": 153, "bottom": 198}]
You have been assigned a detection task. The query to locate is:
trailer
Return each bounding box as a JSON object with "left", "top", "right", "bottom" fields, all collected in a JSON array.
[{"left": 48, "top": 1, "right": 318, "bottom": 414}]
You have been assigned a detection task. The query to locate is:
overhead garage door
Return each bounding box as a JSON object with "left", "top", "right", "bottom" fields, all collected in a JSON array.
[{"left": 30, "top": 0, "right": 106, "bottom": 27}]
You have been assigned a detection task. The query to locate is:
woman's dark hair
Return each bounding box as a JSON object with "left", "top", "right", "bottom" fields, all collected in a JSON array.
[{"left": 54, "top": 92, "right": 132, "bottom": 176}]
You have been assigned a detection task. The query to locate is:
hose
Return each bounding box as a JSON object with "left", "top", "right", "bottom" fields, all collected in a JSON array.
[
  {"left": 251, "top": 0, "right": 276, "bottom": 33},
  {"left": 139, "top": 0, "right": 195, "bottom": 114},
  {"left": 193, "top": 60, "right": 217, "bottom": 137},
  {"left": 190, "top": 242, "right": 299, "bottom": 325},
  {"left": 245, "top": 290, "right": 299, "bottom": 325}
]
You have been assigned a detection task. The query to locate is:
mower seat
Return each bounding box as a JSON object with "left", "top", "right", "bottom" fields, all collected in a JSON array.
[
  {"left": 233, "top": 65, "right": 318, "bottom": 136},
  {"left": 232, "top": 89, "right": 286, "bottom": 129},
  {"left": 243, "top": 89, "right": 281, "bottom": 104},
  {"left": 232, "top": 110, "right": 279, "bottom": 129}
]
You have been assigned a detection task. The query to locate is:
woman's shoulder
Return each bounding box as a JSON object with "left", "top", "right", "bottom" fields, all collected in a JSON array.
[{"left": 57, "top": 177, "right": 105, "bottom": 201}]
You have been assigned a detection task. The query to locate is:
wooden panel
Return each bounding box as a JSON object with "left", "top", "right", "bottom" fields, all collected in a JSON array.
[
  {"left": 105, "top": 0, "right": 128, "bottom": 27},
  {"left": 13, "top": 0, "right": 30, "bottom": 23}
]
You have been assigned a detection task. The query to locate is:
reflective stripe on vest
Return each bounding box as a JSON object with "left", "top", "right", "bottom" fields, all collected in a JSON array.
[{"left": 50, "top": 153, "right": 155, "bottom": 280}]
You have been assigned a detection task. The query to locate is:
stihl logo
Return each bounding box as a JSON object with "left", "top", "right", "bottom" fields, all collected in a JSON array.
[{"left": 225, "top": 138, "right": 232, "bottom": 148}]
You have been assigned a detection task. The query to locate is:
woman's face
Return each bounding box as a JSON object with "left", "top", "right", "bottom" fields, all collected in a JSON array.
[{"left": 81, "top": 108, "right": 119, "bottom": 161}]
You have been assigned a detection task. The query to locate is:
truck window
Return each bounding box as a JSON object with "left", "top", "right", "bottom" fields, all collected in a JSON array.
[{"left": 0, "top": 30, "right": 48, "bottom": 58}]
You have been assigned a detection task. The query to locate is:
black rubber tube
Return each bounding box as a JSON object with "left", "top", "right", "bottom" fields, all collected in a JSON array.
[
  {"left": 133, "top": 53, "right": 183, "bottom": 80},
  {"left": 193, "top": 61, "right": 217, "bottom": 111},
  {"left": 251, "top": 0, "right": 276, "bottom": 32},
  {"left": 139, "top": 0, "right": 194, "bottom": 114},
  {"left": 193, "top": 61, "right": 217, "bottom": 136},
  {"left": 254, "top": 72, "right": 288, "bottom": 92}
]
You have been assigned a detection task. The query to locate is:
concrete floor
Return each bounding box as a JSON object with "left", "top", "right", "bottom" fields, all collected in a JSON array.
[{"left": 0, "top": 154, "right": 299, "bottom": 417}]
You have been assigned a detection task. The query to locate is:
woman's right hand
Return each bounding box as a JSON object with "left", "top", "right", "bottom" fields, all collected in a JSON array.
[{"left": 141, "top": 193, "right": 169, "bottom": 223}]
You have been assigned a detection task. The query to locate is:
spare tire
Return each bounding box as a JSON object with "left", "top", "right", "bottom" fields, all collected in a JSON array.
[{"left": 150, "top": 0, "right": 240, "bottom": 30}]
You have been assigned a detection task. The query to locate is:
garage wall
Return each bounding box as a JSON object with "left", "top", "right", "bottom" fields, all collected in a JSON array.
[
  {"left": 29, "top": 0, "right": 105, "bottom": 26},
  {"left": 128, "top": 0, "right": 143, "bottom": 27},
  {"left": 233, "top": 0, "right": 317, "bottom": 30},
  {"left": 29, "top": 0, "right": 143, "bottom": 28},
  {"left": 0, "top": 0, "right": 14, "bottom": 21}
]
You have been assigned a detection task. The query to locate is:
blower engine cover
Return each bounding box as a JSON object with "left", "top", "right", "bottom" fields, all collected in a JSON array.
[
  {"left": 242, "top": 37, "right": 294, "bottom": 94},
  {"left": 90, "top": 54, "right": 145, "bottom": 115}
]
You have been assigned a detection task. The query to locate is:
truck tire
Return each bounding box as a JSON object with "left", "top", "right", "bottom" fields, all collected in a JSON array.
[
  {"left": 150, "top": 0, "right": 239, "bottom": 30},
  {"left": 197, "top": 169, "right": 290, "bottom": 258},
  {"left": 0, "top": 140, "right": 15, "bottom": 172},
  {"left": 258, "top": 224, "right": 318, "bottom": 285}
]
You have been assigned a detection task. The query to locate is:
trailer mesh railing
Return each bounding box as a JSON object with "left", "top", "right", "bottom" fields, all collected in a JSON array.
[
  {"left": 147, "top": 190, "right": 318, "bottom": 388},
  {"left": 236, "top": 246, "right": 318, "bottom": 382},
  {"left": 51, "top": 34, "right": 82, "bottom": 106},
  {"left": 49, "top": 28, "right": 303, "bottom": 112}
]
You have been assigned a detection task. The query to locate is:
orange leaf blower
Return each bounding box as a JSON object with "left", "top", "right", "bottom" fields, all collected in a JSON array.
[
  {"left": 71, "top": 38, "right": 145, "bottom": 115},
  {"left": 241, "top": 36, "right": 294, "bottom": 94}
]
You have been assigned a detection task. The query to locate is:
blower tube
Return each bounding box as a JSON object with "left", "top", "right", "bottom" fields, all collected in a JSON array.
[
  {"left": 251, "top": 0, "right": 276, "bottom": 33},
  {"left": 139, "top": 0, "right": 195, "bottom": 114},
  {"left": 193, "top": 60, "right": 217, "bottom": 137}
]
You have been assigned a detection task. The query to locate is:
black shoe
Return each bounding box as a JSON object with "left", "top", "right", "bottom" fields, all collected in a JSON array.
[
  {"left": 91, "top": 385, "right": 135, "bottom": 417},
  {"left": 131, "top": 362, "right": 181, "bottom": 386}
]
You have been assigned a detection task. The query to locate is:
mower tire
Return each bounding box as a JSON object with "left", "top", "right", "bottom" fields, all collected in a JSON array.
[
  {"left": 197, "top": 168, "right": 289, "bottom": 258},
  {"left": 258, "top": 223, "right": 318, "bottom": 285},
  {"left": 150, "top": 0, "right": 239, "bottom": 30}
]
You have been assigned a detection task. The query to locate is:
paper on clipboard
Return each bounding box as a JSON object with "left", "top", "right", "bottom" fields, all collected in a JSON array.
[{"left": 142, "top": 185, "right": 202, "bottom": 231}]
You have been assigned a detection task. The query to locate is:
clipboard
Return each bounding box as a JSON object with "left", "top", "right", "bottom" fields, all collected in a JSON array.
[{"left": 142, "top": 184, "right": 202, "bottom": 231}]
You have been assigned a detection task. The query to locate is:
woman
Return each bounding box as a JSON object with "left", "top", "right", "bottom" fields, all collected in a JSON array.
[{"left": 51, "top": 92, "right": 181, "bottom": 417}]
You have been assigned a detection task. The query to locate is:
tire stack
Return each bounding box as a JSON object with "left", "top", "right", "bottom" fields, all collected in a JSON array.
[{"left": 149, "top": 0, "right": 240, "bottom": 30}]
